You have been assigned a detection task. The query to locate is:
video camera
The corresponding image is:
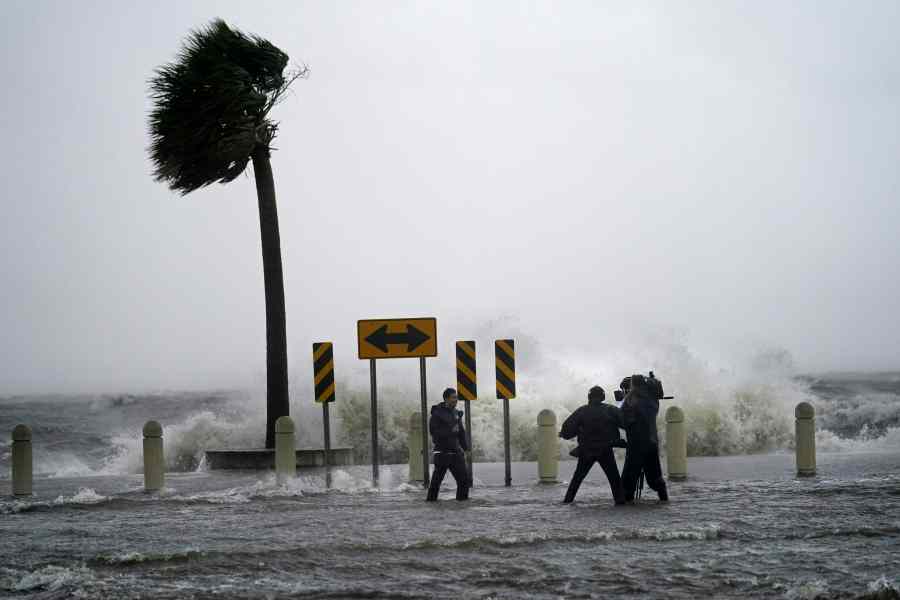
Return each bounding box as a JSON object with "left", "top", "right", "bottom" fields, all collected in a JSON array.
[{"left": 614, "top": 371, "right": 673, "bottom": 402}]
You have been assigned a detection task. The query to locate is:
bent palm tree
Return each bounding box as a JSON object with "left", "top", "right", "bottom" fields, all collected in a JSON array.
[{"left": 148, "top": 20, "right": 306, "bottom": 448}]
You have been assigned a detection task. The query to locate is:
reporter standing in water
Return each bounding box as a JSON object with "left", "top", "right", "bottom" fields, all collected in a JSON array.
[
  {"left": 559, "top": 386, "right": 627, "bottom": 505},
  {"left": 621, "top": 373, "right": 669, "bottom": 502},
  {"left": 426, "top": 388, "right": 470, "bottom": 502}
]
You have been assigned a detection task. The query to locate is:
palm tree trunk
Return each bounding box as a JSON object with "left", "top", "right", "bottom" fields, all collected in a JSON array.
[{"left": 252, "top": 146, "right": 290, "bottom": 449}]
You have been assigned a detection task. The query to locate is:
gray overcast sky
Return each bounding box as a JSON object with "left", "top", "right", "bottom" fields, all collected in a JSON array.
[{"left": 2, "top": 1, "right": 898, "bottom": 394}]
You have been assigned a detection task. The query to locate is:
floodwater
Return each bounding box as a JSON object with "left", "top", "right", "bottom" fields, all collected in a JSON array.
[{"left": 2, "top": 452, "right": 899, "bottom": 599}]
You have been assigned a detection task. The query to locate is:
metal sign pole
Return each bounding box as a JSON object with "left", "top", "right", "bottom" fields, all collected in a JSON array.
[
  {"left": 313, "top": 342, "right": 336, "bottom": 489},
  {"left": 464, "top": 399, "right": 473, "bottom": 485},
  {"left": 495, "top": 339, "right": 515, "bottom": 488},
  {"left": 503, "top": 398, "right": 511, "bottom": 487},
  {"left": 322, "top": 400, "right": 332, "bottom": 488},
  {"left": 456, "top": 340, "right": 477, "bottom": 487},
  {"left": 356, "top": 317, "right": 439, "bottom": 488},
  {"left": 370, "top": 358, "right": 379, "bottom": 486},
  {"left": 419, "top": 356, "right": 430, "bottom": 487}
]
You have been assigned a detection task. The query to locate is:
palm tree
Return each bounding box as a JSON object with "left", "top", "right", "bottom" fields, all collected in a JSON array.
[{"left": 148, "top": 20, "right": 306, "bottom": 448}]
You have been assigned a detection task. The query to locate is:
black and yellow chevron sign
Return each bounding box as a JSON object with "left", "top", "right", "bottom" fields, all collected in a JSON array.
[
  {"left": 313, "top": 342, "right": 336, "bottom": 403},
  {"left": 456, "top": 341, "right": 477, "bottom": 401},
  {"left": 495, "top": 339, "right": 516, "bottom": 400}
]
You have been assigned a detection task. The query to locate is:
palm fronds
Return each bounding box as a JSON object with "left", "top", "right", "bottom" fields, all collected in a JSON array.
[{"left": 148, "top": 19, "right": 306, "bottom": 194}]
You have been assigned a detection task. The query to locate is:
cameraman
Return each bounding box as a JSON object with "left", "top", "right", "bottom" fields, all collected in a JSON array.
[
  {"left": 559, "top": 386, "right": 626, "bottom": 505},
  {"left": 620, "top": 374, "right": 669, "bottom": 502}
]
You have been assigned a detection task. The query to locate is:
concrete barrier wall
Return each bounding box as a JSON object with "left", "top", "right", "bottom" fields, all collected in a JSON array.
[
  {"left": 275, "top": 416, "right": 296, "bottom": 483},
  {"left": 12, "top": 424, "right": 32, "bottom": 497},
  {"left": 537, "top": 409, "right": 559, "bottom": 483},
  {"left": 408, "top": 412, "right": 424, "bottom": 483},
  {"left": 795, "top": 402, "right": 816, "bottom": 477},
  {"left": 665, "top": 406, "right": 687, "bottom": 480},
  {"left": 143, "top": 421, "right": 165, "bottom": 492}
]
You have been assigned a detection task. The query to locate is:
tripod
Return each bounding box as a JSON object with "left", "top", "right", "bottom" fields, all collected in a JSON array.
[{"left": 635, "top": 469, "right": 645, "bottom": 501}]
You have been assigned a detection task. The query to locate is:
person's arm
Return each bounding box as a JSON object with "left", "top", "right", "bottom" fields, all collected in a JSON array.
[
  {"left": 610, "top": 404, "right": 625, "bottom": 429},
  {"left": 429, "top": 411, "right": 444, "bottom": 440},
  {"left": 621, "top": 393, "right": 637, "bottom": 427},
  {"left": 559, "top": 407, "right": 582, "bottom": 440}
]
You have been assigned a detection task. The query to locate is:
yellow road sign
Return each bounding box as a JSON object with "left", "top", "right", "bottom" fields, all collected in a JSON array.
[
  {"left": 357, "top": 318, "right": 437, "bottom": 360},
  {"left": 495, "top": 339, "right": 516, "bottom": 399},
  {"left": 456, "top": 341, "right": 477, "bottom": 401},
  {"left": 313, "top": 342, "right": 335, "bottom": 403}
]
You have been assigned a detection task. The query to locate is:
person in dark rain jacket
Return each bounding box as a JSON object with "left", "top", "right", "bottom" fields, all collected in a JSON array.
[
  {"left": 621, "top": 374, "right": 669, "bottom": 502},
  {"left": 559, "top": 386, "right": 626, "bottom": 505},
  {"left": 426, "top": 388, "right": 470, "bottom": 501}
]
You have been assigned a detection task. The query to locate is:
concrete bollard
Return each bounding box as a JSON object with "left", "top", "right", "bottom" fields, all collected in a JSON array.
[
  {"left": 665, "top": 406, "right": 687, "bottom": 481},
  {"left": 12, "top": 424, "right": 33, "bottom": 497},
  {"left": 408, "top": 412, "right": 424, "bottom": 483},
  {"left": 143, "top": 421, "right": 165, "bottom": 492},
  {"left": 795, "top": 402, "right": 816, "bottom": 477},
  {"left": 537, "top": 409, "right": 559, "bottom": 484},
  {"left": 275, "top": 416, "right": 296, "bottom": 483}
]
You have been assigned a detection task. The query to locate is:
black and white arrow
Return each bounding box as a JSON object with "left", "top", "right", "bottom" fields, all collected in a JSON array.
[{"left": 365, "top": 324, "right": 430, "bottom": 353}]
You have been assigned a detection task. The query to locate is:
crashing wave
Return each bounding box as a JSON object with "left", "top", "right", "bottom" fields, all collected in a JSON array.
[
  {"left": 5, "top": 329, "right": 899, "bottom": 477},
  {"left": 0, "top": 564, "right": 96, "bottom": 594}
]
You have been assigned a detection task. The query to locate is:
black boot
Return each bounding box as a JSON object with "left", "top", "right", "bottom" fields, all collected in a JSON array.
[{"left": 656, "top": 481, "right": 669, "bottom": 502}]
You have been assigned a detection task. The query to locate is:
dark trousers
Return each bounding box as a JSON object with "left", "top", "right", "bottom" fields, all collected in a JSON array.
[
  {"left": 622, "top": 444, "right": 668, "bottom": 501},
  {"left": 563, "top": 448, "right": 625, "bottom": 504},
  {"left": 426, "top": 451, "right": 469, "bottom": 501}
]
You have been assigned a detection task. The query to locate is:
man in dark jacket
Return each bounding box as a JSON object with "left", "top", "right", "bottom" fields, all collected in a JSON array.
[
  {"left": 621, "top": 374, "right": 668, "bottom": 502},
  {"left": 426, "top": 388, "right": 470, "bottom": 501},
  {"left": 559, "top": 386, "right": 626, "bottom": 504}
]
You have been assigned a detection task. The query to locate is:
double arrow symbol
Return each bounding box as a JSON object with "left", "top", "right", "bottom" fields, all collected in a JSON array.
[{"left": 365, "top": 324, "right": 431, "bottom": 353}]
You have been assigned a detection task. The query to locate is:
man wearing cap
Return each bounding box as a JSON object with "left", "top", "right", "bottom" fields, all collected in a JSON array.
[
  {"left": 559, "top": 386, "right": 627, "bottom": 505},
  {"left": 426, "top": 388, "right": 471, "bottom": 501}
]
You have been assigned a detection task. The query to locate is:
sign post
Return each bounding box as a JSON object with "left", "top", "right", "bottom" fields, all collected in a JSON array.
[
  {"left": 312, "top": 342, "right": 335, "bottom": 488},
  {"left": 418, "top": 357, "right": 430, "bottom": 487},
  {"left": 456, "top": 340, "right": 477, "bottom": 484},
  {"left": 495, "top": 339, "right": 516, "bottom": 487},
  {"left": 369, "top": 358, "right": 378, "bottom": 485},
  {"left": 358, "top": 318, "right": 437, "bottom": 488}
]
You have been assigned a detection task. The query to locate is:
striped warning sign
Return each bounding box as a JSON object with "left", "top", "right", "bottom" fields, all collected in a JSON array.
[
  {"left": 313, "top": 342, "right": 336, "bottom": 403},
  {"left": 456, "top": 341, "right": 477, "bottom": 401},
  {"left": 495, "top": 339, "right": 516, "bottom": 400}
]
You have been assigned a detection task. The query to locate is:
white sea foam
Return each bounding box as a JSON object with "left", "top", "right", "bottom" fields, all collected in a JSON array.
[
  {"left": 784, "top": 578, "right": 830, "bottom": 599},
  {"left": 100, "top": 409, "right": 266, "bottom": 475},
  {"left": 5, "top": 564, "right": 96, "bottom": 593},
  {"left": 36, "top": 452, "right": 104, "bottom": 478},
  {"left": 816, "top": 426, "right": 900, "bottom": 453},
  {"left": 96, "top": 547, "right": 203, "bottom": 565},
  {"left": 868, "top": 575, "right": 900, "bottom": 596},
  {"left": 402, "top": 524, "right": 721, "bottom": 550},
  {"left": 1, "top": 487, "right": 110, "bottom": 514},
  {"left": 54, "top": 487, "right": 108, "bottom": 505}
]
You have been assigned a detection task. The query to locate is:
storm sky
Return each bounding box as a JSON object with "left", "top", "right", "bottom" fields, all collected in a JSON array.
[{"left": 2, "top": 1, "right": 898, "bottom": 394}]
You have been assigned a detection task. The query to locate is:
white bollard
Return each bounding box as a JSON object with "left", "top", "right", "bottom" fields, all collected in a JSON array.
[
  {"left": 275, "top": 416, "right": 296, "bottom": 483},
  {"left": 408, "top": 412, "right": 424, "bottom": 483},
  {"left": 665, "top": 406, "right": 687, "bottom": 481},
  {"left": 537, "top": 409, "right": 559, "bottom": 484},
  {"left": 143, "top": 421, "right": 165, "bottom": 492},
  {"left": 795, "top": 402, "right": 816, "bottom": 477},
  {"left": 12, "top": 424, "right": 33, "bottom": 497}
]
